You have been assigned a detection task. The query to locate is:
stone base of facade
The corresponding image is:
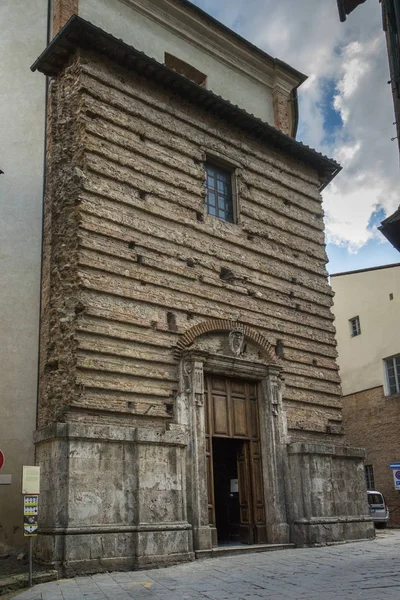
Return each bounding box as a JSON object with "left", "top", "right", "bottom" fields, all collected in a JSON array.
[
  {"left": 34, "top": 423, "right": 195, "bottom": 576},
  {"left": 33, "top": 425, "right": 375, "bottom": 574},
  {"left": 292, "top": 517, "right": 375, "bottom": 547},
  {"left": 287, "top": 442, "right": 375, "bottom": 546},
  {"left": 38, "top": 532, "right": 194, "bottom": 577}
]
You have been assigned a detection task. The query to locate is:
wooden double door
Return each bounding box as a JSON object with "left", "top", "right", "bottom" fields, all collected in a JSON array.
[{"left": 205, "top": 376, "right": 267, "bottom": 546}]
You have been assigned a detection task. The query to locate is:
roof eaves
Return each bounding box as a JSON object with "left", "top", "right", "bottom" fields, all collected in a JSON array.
[
  {"left": 31, "top": 16, "right": 341, "bottom": 189},
  {"left": 330, "top": 262, "right": 400, "bottom": 277},
  {"left": 380, "top": 205, "right": 400, "bottom": 226},
  {"left": 336, "top": 0, "right": 368, "bottom": 22}
]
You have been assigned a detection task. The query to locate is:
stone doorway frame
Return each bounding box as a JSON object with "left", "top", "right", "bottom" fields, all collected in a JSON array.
[{"left": 177, "top": 347, "right": 290, "bottom": 553}]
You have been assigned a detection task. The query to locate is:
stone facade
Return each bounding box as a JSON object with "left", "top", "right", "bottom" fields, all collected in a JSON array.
[
  {"left": 32, "top": 20, "right": 373, "bottom": 574},
  {"left": 343, "top": 385, "right": 400, "bottom": 527}
]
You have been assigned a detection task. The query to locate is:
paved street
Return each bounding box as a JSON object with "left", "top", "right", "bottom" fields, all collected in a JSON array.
[{"left": 14, "top": 530, "right": 400, "bottom": 600}]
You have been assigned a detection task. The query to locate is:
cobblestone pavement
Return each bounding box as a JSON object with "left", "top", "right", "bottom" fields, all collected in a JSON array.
[{"left": 13, "top": 530, "right": 400, "bottom": 600}]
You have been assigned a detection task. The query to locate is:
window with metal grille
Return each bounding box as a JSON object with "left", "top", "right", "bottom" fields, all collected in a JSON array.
[
  {"left": 384, "top": 354, "right": 400, "bottom": 395},
  {"left": 205, "top": 163, "right": 234, "bottom": 223},
  {"left": 365, "top": 464, "right": 375, "bottom": 490},
  {"left": 349, "top": 316, "right": 361, "bottom": 337}
]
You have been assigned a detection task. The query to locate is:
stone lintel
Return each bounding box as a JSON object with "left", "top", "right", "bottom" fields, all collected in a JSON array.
[{"left": 182, "top": 350, "right": 282, "bottom": 381}]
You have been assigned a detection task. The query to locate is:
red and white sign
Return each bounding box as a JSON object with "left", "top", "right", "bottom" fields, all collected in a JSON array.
[{"left": 0, "top": 450, "right": 4, "bottom": 470}]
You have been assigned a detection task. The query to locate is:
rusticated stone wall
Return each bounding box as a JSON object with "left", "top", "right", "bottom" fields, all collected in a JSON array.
[{"left": 39, "top": 49, "right": 343, "bottom": 443}]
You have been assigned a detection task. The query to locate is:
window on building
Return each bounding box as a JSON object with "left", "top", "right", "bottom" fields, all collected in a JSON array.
[
  {"left": 205, "top": 162, "right": 234, "bottom": 223},
  {"left": 365, "top": 464, "right": 375, "bottom": 490},
  {"left": 164, "top": 53, "right": 207, "bottom": 87},
  {"left": 384, "top": 354, "right": 400, "bottom": 396},
  {"left": 349, "top": 316, "right": 361, "bottom": 337}
]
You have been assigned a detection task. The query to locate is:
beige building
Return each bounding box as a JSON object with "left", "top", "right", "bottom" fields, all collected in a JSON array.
[
  {"left": 1, "top": 0, "right": 374, "bottom": 571},
  {"left": 331, "top": 263, "right": 400, "bottom": 525}
]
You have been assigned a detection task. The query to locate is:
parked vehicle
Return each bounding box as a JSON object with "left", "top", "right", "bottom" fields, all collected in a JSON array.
[{"left": 367, "top": 490, "right": 389, "bottom": 528}]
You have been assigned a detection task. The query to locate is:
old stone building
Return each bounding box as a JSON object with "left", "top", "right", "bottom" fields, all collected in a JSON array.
[
  {"left": 0, "top": 0, "right": 306, "bottom": 553},
  {"left": 0, "top": 0, "right": 310, "bottom": 553},
  {"left": 27, "top": 10, "right": 375, "bottom": 573}
]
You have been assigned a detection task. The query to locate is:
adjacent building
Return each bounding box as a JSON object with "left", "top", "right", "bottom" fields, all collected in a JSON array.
[
  {"left": 1, "top": 0, "right": 374, "bottom": 572},
  {"left": 331, "top": 263, "right": 400, "bottom": 526}
]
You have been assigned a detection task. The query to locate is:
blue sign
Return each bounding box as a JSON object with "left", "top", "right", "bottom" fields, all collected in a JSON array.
[{"left": 389, "top": 463, "right": 400, "bottom": 469}]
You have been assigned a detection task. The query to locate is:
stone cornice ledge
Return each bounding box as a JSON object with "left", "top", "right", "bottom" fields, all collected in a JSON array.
[
  {"left": 39, "top": 522, "right": 192, "bottom": 535},
  {"left": 288, "top": 442, "right": 366, "bottom": 459},
  {"left": 34, "top": 422, "right": 188, "bottom": 446},
  {"left": 293, "top": 516, "right": 372, "bottom": 525}
]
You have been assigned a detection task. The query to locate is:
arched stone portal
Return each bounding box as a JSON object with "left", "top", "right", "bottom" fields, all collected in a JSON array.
[{"left": 175, "top": 320, "right": 290, "bottom": 553}]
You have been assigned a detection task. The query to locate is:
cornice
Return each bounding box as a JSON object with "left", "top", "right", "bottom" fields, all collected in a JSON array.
[
  {"left": 273, "top": 65, "right": 303, "bottom": 95},
  {"left": 117, "top": 0, "right": 303, "bottom": 92}
]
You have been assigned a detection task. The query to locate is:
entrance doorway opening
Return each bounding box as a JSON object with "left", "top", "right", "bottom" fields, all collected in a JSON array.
[
  {"left": 212, "top": 438, "right": 241, "bottom": 544},
  {"left": 205, "top": 375, "right": 267, "bottom": 547}
]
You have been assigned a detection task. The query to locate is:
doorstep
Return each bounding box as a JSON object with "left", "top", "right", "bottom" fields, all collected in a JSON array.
[{"left": 195, "top": 543, "right": 295, "bottom": 560}]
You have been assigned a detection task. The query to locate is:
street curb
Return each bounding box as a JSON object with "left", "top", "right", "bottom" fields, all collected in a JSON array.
[{"left": 0, "top": 570, "right": 58, "bottom": 596}]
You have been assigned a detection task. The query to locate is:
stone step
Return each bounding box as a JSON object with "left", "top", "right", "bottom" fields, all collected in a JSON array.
[{"left": 195, "top": 543, "right": 295, "bottom": 560}]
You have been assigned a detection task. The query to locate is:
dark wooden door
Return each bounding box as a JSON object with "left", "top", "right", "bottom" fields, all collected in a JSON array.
[
  {"left": 205, "top": 376, "right": 266, "bottom": 545},
  {"left": 237, "top": 441, "right": 254, "bottom": 544}
]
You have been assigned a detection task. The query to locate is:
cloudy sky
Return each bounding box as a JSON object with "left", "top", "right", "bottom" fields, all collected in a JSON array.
[{"left": 192, "top": 0, "right": 400, "bottom": 274}]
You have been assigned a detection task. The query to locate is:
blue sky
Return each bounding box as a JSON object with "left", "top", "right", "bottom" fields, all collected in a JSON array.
[{"left": 191, "top": 0, "right": 400, "bottom": 274}]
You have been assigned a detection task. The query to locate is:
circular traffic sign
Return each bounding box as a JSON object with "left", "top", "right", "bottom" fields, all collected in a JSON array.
[
  {"left": 0, "top": 450, "right": 4, "bottom": 470},
  {"left": 395, "top": 470, "right": 400, "bottom": 480}
]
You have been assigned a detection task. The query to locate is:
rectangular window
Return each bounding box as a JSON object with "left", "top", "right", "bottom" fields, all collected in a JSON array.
[
  {"left": 365, "top": 464, "right": 375, "bottom": 490},
  {"left": 384, "top": 354, "right": 400, "bottom": 395},
  {"left": 349, "top": 316, "right": 361, "bottom": 337},
  {"left": 205, "top": 162, "right": 234, "bottom": 223},
  {"left": 164, "top": 53, "right": 207, "bottom": 87}
]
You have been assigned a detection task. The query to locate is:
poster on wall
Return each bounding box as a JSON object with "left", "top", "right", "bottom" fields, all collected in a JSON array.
[{"left": 22, "top": 466, "right": 40, "bottom": 494}]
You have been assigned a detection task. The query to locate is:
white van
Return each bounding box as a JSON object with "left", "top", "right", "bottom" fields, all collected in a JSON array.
[{"left": 367, "top": 490, "right": 389, "bottom": 528}]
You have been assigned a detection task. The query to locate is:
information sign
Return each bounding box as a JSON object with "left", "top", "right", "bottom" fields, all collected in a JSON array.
[{"left": 22, "top": 466, "right": 40, "bottom": 494}]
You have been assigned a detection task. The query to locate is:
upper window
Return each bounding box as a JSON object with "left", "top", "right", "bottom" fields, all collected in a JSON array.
[
  {"left": 365, "top": 464, "right": 375, "bottom": 490},
  {"left": 349, "top": 316, "right": 361, "bottom": 337},
  {"left": 384, "top": 354, "right": 400, "bottom": 396},
  {"left": 205, "top": 162, "right": 234, "bottom": 223},
  {"left": 164, "top": 53, "right": 207, "bottom": 87}
]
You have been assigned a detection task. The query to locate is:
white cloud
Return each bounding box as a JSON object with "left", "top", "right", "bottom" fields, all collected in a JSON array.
[{"left": 193, "top": 0, "right": 400, "bottom": 252}]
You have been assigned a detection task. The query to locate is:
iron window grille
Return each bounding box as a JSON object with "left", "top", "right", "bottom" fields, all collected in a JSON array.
[
  {"left": 365, "top": 464, "right": 375, "bottom": 490},
  {"left": 349, "top": 316, "right": 361, "bottom": 337},
  {"left": 384, "top": 354, "right": 400, "bottom": 396},
  {"left": 205, "top": 163, "right": 234, "bottom": 223}
]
